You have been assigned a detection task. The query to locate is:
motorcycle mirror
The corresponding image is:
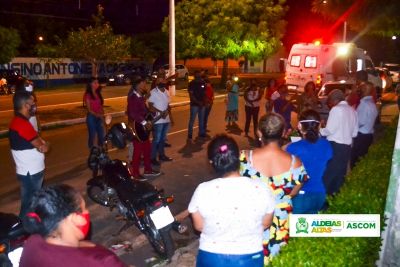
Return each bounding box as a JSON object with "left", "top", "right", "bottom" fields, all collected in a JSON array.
[{"left": 105, "top": 115, "right": 112, "bottom": 125}]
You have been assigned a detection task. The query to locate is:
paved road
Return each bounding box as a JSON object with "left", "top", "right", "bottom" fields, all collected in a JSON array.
[
  {"left": 0, "top": 92, "right": 397, "bottom": 266},
  {"left": 0, "top": 97, "right": 262, "bottom": 266}
]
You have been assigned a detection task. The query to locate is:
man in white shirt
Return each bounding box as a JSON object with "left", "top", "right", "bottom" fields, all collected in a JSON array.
[
  {"left": 148, "top": 76, "right": 174, "bottom": 166},
  {"left": 350, "top": 82, "right": 378, "bottom": 168},
  {"left": 320, "top": 89, "right": 358, "bottom": 196}
]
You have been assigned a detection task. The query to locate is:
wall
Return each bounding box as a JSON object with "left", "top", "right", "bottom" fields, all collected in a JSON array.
[{"left": 0, "top": 57, "right": 140, "bottom": 88}]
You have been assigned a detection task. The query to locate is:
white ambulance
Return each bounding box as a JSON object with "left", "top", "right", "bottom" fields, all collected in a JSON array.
[{"left": 285, "top": 42, "right": 382, "bottom": 93}]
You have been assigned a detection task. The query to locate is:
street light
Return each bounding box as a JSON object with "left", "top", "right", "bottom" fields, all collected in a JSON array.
[
  {"left": 38, "top": 36, "right": 44, "bottom": 42},
  {"left": 169, "top": 0, "right": 176, "bottom": 96},
  {"left": 392, "top": 36, "right": 397, "bottom": 40}
]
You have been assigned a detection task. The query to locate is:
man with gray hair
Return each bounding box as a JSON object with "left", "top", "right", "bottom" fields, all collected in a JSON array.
[
  {"left": 350, "top": 82, "right": 378, "bottom": 168},
  {"left": 320, "top": 89, "right": 358, "bottom": 196}
]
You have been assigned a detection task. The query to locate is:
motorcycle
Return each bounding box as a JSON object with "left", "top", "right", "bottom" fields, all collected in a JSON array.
[
  {"left": 86, "top": 119, "right": 184, "bottom": 259},
  {"left": 0, "top": 212, "right": 28, "bottom": 267}
]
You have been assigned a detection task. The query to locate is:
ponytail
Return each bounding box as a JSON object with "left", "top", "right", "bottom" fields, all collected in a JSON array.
[{"left": 298, "top": 110, "right": 321, "bottom": 144}]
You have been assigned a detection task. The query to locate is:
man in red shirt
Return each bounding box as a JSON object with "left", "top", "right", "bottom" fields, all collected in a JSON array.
[
  {"left": 9, "top": 91, "right": 49, "bottom": 217},
  {"left": 127, "top": 78, "right": 161, "bottom": 180}
]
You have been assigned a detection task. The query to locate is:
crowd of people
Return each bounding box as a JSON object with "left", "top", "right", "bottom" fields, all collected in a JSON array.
[
  {"left": 189, "top": 76, "right": 380, "bottom": 266},
  {"left": 6, "top": 70, "right": 380, "bottom": 266}
]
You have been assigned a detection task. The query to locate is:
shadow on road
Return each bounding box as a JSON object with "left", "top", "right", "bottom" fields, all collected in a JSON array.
[
  {"left": 225, "top": 122, "right": 243, "bottom": 136},
  {"left": 178, "top": 139, "right": 205, "bottom": 158}
]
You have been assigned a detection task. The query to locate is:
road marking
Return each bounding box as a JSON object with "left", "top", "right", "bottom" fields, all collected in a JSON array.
[
  {"left": 0, "top": 94, "right": 225, "bottom": 114},
  {"left": 0, "top": 96, "right": 127, "bottom": 114}
]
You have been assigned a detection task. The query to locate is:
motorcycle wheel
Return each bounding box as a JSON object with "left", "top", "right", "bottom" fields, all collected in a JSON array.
[
  {"left": 144, "top": 215, "right": 175, "bottom": 259},
  {"left": 87, "top": 185, "right": 111, "bottom": 207}
]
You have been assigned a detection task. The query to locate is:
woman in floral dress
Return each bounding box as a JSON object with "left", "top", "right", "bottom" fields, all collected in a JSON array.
[{"left": 240, "top": 113, "right": 308, "bottom": 265}]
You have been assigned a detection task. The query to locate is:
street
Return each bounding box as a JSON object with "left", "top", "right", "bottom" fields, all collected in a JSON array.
[
  {"left": 0, "top": 87, "right": 398, "bottom": 266},
  {"left": 0, "top": 96, "right": 262, "bottom": 266}
]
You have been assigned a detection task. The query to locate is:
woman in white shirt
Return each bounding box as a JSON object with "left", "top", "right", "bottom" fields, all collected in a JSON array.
[{"left": 188, "top": 134, "right": 275, "bottom": 267}]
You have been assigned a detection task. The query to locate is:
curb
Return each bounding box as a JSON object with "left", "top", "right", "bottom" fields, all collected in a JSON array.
[{"left": 0, "top": 95, "right": 226, "bottom": 136}]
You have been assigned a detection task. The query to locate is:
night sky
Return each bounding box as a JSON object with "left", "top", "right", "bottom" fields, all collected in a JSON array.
[{"left": 0, "top": 0, "right": 394, "bottom": 62}]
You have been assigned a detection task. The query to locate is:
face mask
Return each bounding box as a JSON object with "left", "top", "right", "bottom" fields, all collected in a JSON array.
[
  {"left": 158, "top": 83, "right": 166, "bottom": 89},
  {"left": 25, "top": 85, "right": 33, "bottom": 92},
  {"left": 76, "top": 212, "right": 90, "bottom": 238},
  {"left": 29, "top": 103, "right": 37, "bottom": 116}
]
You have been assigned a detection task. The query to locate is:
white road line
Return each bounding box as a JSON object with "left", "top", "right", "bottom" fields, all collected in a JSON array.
[{"left": 0, "top": 96, "right": 126, "bottom": 114}]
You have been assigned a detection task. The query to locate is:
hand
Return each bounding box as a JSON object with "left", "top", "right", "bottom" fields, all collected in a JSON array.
[
  {"left": 38, "top": 141, "right": 50, "bottom": 153},
  {"left": 144, "top": 122, "right": 152, "bottom": 131}
]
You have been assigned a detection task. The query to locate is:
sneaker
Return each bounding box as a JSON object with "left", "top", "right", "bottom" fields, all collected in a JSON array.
[
  {"left": 151, "top": 159, "right": 161, "bottom": 166},
  {"left": 143, "top": 170, "right": 161, "bottom": 177},
  {"left": 159, "top": 155, "right": 173, "bottom": 162},
  {"left": 133, "top": 175, "right": 148, "bottom": 182}
]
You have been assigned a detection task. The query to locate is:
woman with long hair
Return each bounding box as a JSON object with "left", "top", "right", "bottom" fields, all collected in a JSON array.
[
  {"left": 240, "top": 113, "right": 308, "bottom": 264},
  {"left": 84, "top": 77, "right": 105, "bottom": 148},
  {"left": 189, "top": 134, "right": 275, "bottom": 267},
  {"left": 286, "top": 109, "right": 332, "bottom": 214},
  {"left": 20, "top": 184, "right": 126, "bottom": 267}
]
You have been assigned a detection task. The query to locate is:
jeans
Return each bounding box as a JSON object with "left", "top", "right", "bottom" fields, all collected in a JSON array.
[
  {"left": 292, "top": 192, "right": 326, "bottom": 214},
  {"left": 187, "top": 105, "right": 205, "bottom": 138},
  {"left": 86, "top": 113, "right": 104, "bottom": 148},
  {"left": 197, "top": 250, "right": 263, "bottom": 267},
  {"left": 244, "top": 106, "right": 259, "bottom": 135},
  {"left": 151, "top": 122, "right": 170, "bottom": 159},
  {"left": 323, "top": 142, "right": 351, "bottom": 196},
  {"left": 350, "top": 132, "right": 373, "bottom": 169},
  {"left": 17, "top": 170, "right": 44, "bottom": 218},
  {"left": 204, "top": 104, "right": 213, "bottom": 132}
]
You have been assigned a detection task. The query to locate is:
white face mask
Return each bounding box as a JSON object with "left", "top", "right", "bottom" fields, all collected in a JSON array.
[{"left": 25, "top": 84, "right": 33, "bottom": 92}]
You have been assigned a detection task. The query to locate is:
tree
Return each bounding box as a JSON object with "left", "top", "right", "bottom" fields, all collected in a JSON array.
[
  {"left": 130, "top": 31, "right": 168, "bottom": 62},
  {"left": 163, "top": 0, "right": 287, "bottom": 84},
  {"left": 311, "top": 0, "right": 400, "bottom": 36},
  {"left": 0, "top": 26, "right": 21, "bottom": 64},
  {"left": 59, "top": 5, "right": 130, "bottom": 77}
]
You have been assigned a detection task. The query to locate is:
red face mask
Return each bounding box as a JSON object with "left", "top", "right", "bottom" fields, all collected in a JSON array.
[{"left": 76, "top": 212, "right": 90, "bottom": 238}]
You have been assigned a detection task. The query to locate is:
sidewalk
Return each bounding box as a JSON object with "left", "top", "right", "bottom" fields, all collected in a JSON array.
[{"left": 0, "top": 90, "right": 225, "bottom": 135}]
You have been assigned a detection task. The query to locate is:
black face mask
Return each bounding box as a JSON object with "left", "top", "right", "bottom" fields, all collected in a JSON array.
[
  {"left": 29, "top": 103, "right": 37, "bottom": 116},
  {"left": 158, "top": 83, "right": 166, "bottom": 89}
]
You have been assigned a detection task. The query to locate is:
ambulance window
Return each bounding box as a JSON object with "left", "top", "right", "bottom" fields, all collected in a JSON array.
[
  {"left": 290, "top": 55, "right": 301, "bottom": 67},
  {"left": 304, "top": 56, "right": 317, "bottom": 68},
  {"left": 356, "top": 59, "right": 363, "bottom": 71}
]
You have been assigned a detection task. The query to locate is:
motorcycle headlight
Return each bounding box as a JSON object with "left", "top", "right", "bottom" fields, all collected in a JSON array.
[{"left": 0, "top": 243, "right": 6, "bottom": 254}]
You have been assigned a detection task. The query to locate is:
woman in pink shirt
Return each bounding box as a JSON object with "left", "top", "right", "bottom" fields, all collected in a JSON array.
[{"left": 84, "top": 78, "right": 105, "bottom": 148}]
